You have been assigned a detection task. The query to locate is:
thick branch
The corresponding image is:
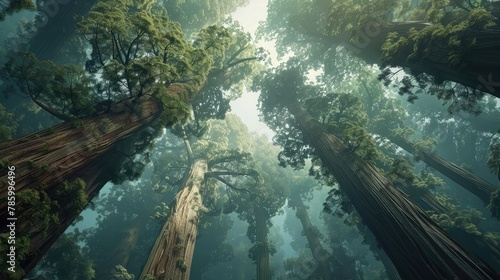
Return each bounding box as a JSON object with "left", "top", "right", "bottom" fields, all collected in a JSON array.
[{"left": 204, "top": 173, "right": 251, "bottom": 194}]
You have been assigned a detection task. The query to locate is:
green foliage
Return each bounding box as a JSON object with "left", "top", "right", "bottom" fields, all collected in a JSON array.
[
  {"left": 17, "top": 189, "right": 55, "bottom": 235},
  {"left": 53, "top": 178, "right": 88, "bottom": 216},
  {"left": 150, "top": 202, "right": 170, "bottom": 222},
  {"left": 381, "top": 7, "right": 496, "bottom": 68},
  {"left": 111, "top": 265, "right": 134, "bottom": 280},
  {"left": 176, "top": 258, "right": 187, "bottom": 272},
  {"left": 192, "top": 22, "right": 263, "bottom": 122},
  {"left": 487, "top": 137, "right": 500, "bottom": 179},
  {"left": 26, "top": 159, "right": 35, "bottom": 169},
  {"left": 0, "top": 0, "right": 35, "bottom": 21},
  {"left": 386, "top": 158, "right": 416, "bottom": 184},
  {"left": 248, "top": 240, "right": 277, "bottom": 262},
  {"left": 386, "top": 158, "right": 446, "bottom": 191},
  {"left": 487, "top": 189, "right": 500, "bottom": 219},
  {"left": 0, "top": 104, "right": 18, "bottom": 142},
  {"left": 413, "top": 138, "right": 438, "bottom": 155},
  {"left": 335, "top": 121, "right": 381, "bottom": 162},
  {"left": 157, "top": 0, "right": 249, "bottom": 34},
  {"left": 173, "top": 241, "right": 185, "bottom": 254},
  {"left": 36, "top": 232, "right": 95, "bottom": 280},
  {"left": 4, "top": 52, "right": 94, "bottom": 120},
  {"left": 327, "top": 0, "right": 404, "bottom": 35},
  {"left": 3, "top": 0, "right": 228, "bottom": 128},
  {"left": 0, "top": 233, "right": 31, "bottom": 278},
  {"left": 430, "top": 195, "right": 485, "bottom": 236},
  {"left": 391, "top": 127, "right": 415, "bottom": 140}
]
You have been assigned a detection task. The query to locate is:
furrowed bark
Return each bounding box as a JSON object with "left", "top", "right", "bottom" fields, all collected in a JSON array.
[
  {"left": 343, "top": 22, "right": 500, "bottom": 98},
  {"left": 396, "top": 182, "right": 500, "bottom": 272},
  {"left": 254, "top": 205, "right": 271, "bottom": 280},
  {"left": 286, "top": 101, "right": 500, "bottom": 279},
  {"left": 388, "top": 135, "right": 499, "bottom": 206},
  {"left": 0, "top": 97, "right": 162, "bottom": 277},
  {"left": 139, "top": 159, "right": 207, "bottom": 280}
]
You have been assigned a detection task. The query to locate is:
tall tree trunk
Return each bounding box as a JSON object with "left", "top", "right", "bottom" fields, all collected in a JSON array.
[
  {"left": 386, "top": 134, "right": 499, "bottom": 206},
  {"left": 339, "top": 22, "right": 500, "bottom": 98},
  {"left": 139, "top": 159, "right": 208, "bottom": 280},
  {"left": 285, "top": 101, "right": 500, "bottom": 279},
  {"left": 290, "top": 193, "right": 336, "bottom": 279},
  {"left": 254, "top": 205, "right": 271, "bottom": 280},
  {"left": 0, "top": 97, "right": 162, "bottom": 278},
  {"left": 96, "top": 213, "right": 149, "bottom": 279},
  {"left": 396, "top": 182, "right": 500, "bottom": 272}
]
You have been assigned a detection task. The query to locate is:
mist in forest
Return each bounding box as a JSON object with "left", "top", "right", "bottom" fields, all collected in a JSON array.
[{"left": 0, "top": 1, "right": 499, "bottom": 280}]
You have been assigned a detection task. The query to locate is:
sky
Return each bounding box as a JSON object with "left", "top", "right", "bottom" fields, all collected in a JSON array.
[
  {"left": 229, "top": 0, "right": 276, "bottom": 139},
  {"left": 230, "top": 0, "right": 298, "bottom": 262}
]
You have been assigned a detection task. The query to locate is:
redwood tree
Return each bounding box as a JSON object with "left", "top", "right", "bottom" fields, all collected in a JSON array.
[
  {"left": 256, "top": 66, "right": 500, "bottom": 279},
  {"left": 140, "top": 116, "right": 260, "bottom": 280},
  {"left": 0, "top": 0, "right": 213, "bottom": 277}
]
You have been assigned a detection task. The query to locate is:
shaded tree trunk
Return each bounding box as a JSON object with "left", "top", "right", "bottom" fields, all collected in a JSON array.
[
  {"left": 290, "top": 193, "right": 336, "bottom": 279},
  {"left": 286, "top": 101, "right": 499, "bottom": 279},
  {"left": 340, "top": 22, "right": 500, "bottom": 98},
  {"left": 387, "top": 134, "right": 499, "bottom": 206},
  {"left": 95, "top": 213, "right": 149, "bottom": 279},
  {"left": 396, "top": 182, "right": 500, "bottom": 272},
  {"left": 139, "top": 159, "right": 208, "bottom": 280},
  {"left": 0, "top": 97, "right": 162, "bottom": 277},
  {"left": 254, "top": 205, "right": 271, "bottom": 280},
  {"left": 355, "top": 223, "right": 402, "bottom": 280}
]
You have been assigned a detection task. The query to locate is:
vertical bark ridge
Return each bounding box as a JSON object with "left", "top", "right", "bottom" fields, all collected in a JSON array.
[
  {"left": 254, "top": 205, "right": 271, "bottom": 280},
  {"left": 140, "top": 159, "right": 207, "bottom": 280},
  {"left": 286, "top": 102, "right": 499, "bottom": 279},
  {"left": 389, "top": 135, "right": 499, "bottom": 205},
  {"left": 290, "top": 193, "right": 336, "bottom": 279},
  {"left": 0, "top": 97, "right": 162, "bottom": 277}
]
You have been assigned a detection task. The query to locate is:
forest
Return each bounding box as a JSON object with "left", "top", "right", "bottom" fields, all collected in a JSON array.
[{"left": 0, "top": 0, "right": 499, "bottom": 279}]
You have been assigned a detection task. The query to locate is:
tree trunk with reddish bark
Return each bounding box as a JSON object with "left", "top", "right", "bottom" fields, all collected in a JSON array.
[
  {"left": 285, "top": 101, "right": 500, "bottom": 279},
  {"left": 0, "top": 97, "right": 162, "bottom": 278}
]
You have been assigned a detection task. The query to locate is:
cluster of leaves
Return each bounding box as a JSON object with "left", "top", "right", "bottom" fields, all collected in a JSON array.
[
  {"left": 0, "top": 0, "right": 35, "bottom": 21},
  {"left": 3, "top": 52, "right": 94, "bottom": 121},
  {"left": 323, "top": 188, "right": 360, "bottom": 226},
  {"left": 31, "top": 231, "right": 95, "bottom": 280},
  {"left": 327, "top": 0, "right": 405, "bottom": 36},
  {"left": 487, "top": 134, "right": 500, "bottom": 180},
  {"left": 283, "top": 251, "right": 318, "bottom": 279},
  {"left": 157, "top": 0, "right": 249, "bottom": 35},
  {"left": 386, "top": 158, "right": 445, "bottom": 190},
  {"left": 192, "top": 21, "right": 263, "bottom": 123},
  {"left": 53, "top": 178, "right": 88, "bottom": 217},
  {"left": 383, "top": 7, "right": 496, "bottom": 67},
  {"left": 17, "top": 188, "right": 57, "bottom": 235},
  {"left": 429, "top": 195, "right": 487, "bottom": 236},
  {"left": 111, "top": 265, "right": 134, "bottom": 280},
  {"left": 247, "top": 239, "right": 277, "bottom": 262},
  {"left": 488, "top": 189, "right": 500, "bottom": 219},
  {"left": 0, "top": 233, "right": 31, "bottom": 278},
  {"left": 0, "top": 104, "right": 18, "bottom": 142}
]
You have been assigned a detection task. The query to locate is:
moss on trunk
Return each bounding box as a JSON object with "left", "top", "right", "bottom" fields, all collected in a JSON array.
[
  {"left": 140, "top": 159, "right": 208, "bottom": 280},
  {"left": 287, "top": 101, "right": 499, "bottom": 279}
]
